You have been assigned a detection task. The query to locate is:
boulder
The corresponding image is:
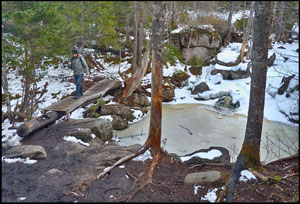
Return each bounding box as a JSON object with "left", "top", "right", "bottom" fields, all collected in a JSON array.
[
  {"left": 179, "top": 27, "right": 221, "bottom": 49},
  {"left": 101, "top": 104, "right": 135, "bottom": 121},
  {"left": 184, "top": 171, "right": 223, "bottom": 185},
  {"left": 182, "top": 47, "right": 211, "bottom": 64},
  {"left": 181, "top": 146, "right": 230, "bottom": 165},
  {"left": 5, "top": 145, "right": 47, "bottom": 159},
  {"left": 216, "top": 50, "right": 240, "bottom": 66},
  {"left": 72, "top": 118, "right": 113, "bottom": 142},
  {"left": 162, "top": 86, "right": 175, "bottom": 102},
  {"left": 171, "top": 71, "right": 190, "bottom": 88},
  {"left": 214, "top": 95, "right": 240, "bottom": 110},
  {"left": 112, "top": 114, "right": 128, "bottom": 130},
  {"left": 194, "top": 91, "right": 230, "bottom": 101},
  {"left": 211, "top": 69, "right": 232, "bottom": 80},
  {"left": 121, "top": 92, "right": 151, "bottom": 107},
  {"left": 191, "top": 82, "right": 209, "bottom": 95},
  {"left": 189, "top": 66, "right": 202, "bottom": 76},
  {"left": 211, "top": 63, "right": 251, "bottom": 80},
  {"left": 66, "top": 128, "right": 92, "bottom": 142}
]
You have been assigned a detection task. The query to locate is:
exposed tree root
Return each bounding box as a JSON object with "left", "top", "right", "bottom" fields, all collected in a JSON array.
[{"left": 97, "top": 145, "right": 149, "bottom": 180}]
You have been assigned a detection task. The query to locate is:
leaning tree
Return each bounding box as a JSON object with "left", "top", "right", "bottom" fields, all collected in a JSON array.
[
  {"left": 217, "top": 1, "right": 272, "bottom": 202},
  {"left": 97, "top": 2, "right": 167, "bottom": 199}
]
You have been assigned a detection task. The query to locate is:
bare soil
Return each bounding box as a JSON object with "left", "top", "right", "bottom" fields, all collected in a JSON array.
[{"left": 1, "top": 121, "right": 299, "bottom": 202}]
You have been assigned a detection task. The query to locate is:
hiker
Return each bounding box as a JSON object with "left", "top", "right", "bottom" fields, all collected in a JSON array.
[{"left": 68, "top": 49, "right": 89, "bottom": 99}]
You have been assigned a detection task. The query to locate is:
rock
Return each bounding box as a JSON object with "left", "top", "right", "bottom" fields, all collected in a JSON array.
[
  {"left": 211, "top": 69, "right": 232, "bottom": 80},
  {"left": 214, "top": 96, "right": 240, "bottom": 110},
  {"left": 5, "top": 145, "right": 47, "bottom": 159},
  {"left": 216, "top": 50, "right": 240, "bottom": 66},
  {"left": 267, "top": 53, "right": 276, "bottom": 67},
  {"left": 162, "top": 86, "right": 175, "bottom": 102},
  {"left": 189, "top": 66, "right": 202, "bottom": 76},
  {"left": 66, "top": 128, "right": 92, "bottom": 142},
  {"left": 184, "top": 171, "right": 223, "bottom": 184},
  {"left": 229, "top": 63, "right": 251, "bottom": 80},
  {"left": 171, "top": 71, "right": 190, "bottom": 88},
  {"left": 182, "top": 47, "right": 211, "bottom": 64},
  {"left": 209, "top": 73, "right": 223, "bottom": 84},
  {"left": 121, "top": 92, "right": 151, "bottom": 107},
  {"left": 101, "top": 104, "right": 135, "bottom": 121},
  {"left": 179, "top": 26, "right": 221, "bottom": 49},
  {"left": 278, "top": 74, "right": 296, "bottom": 95},
  {"left": 46, "top": 168, "right": 63, "bottom": 176},
  {"left": 194, "top": 91, "right": 230, "bottom": 101},
  {"left": 112, "top": 114, "right": 128, "bottom": 130},
  {"left": 182, "top": 146, "right": 230, "bottom": 165},
  {"left": 71, "top": 118, "right": 113, "bottom": 142},
  {"left": 191, "top": 82, "right": 209, "bottom": 95},
  {"left": 278, "top": 46, "right": 286, "bottom": 49}
]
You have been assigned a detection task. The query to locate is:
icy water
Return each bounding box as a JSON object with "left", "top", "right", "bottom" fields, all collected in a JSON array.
[{"left": 114, "top": 104, "right": 299, "bottom": 163}]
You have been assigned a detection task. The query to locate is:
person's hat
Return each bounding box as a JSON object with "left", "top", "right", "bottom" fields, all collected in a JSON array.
[{"left": 72, "top": 49, "right": 78, "bottom": 54}]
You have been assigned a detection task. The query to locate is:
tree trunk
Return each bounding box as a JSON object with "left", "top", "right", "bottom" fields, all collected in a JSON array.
[
  {"left": 240, "top": 1, "right": 254, "bottom": 62},
  {"left": 223, "top": 1, "right": 272, "bottom": 202},
  {"left": 224, "top": 2, "right": 233, "bottom": 46},
  {"left": 137, "top": 10, "right": 144, "bottom": 68},
  {"left": 271, "top": 1, "right": 278, "bottom": 34},
  {"left": 132, "top": 1, "right": 138, "bottom": 73},
  {"left": 275, "top": 1, "right": 285, "bottom": 42},
  {"left": 17, "top": 111, "right": 65, "bottom": 137},
  {"left": 1, "top": 64, "right": 13, "bottom": 121},
  {"left": 145, "top": 1, "right": 166, "bottom": 155}
]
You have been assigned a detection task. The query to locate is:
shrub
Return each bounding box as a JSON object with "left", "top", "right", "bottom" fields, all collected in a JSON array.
[
  {"left": 189, "top": 56, "right": 206, "bottom": 67},
  {"left": 234, "top": 18, "right": 248, "bottom": 32},
  {"left": 164, "top": 42, "right": 183, "bottom": 65}
]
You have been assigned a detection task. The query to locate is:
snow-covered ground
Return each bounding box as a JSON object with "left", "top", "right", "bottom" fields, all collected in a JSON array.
[{"left": 2, "top": 39, "right": 299, "bottom": 149}]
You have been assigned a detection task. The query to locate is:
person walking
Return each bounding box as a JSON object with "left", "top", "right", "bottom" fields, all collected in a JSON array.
[{"left": 68, "top": 49, "right": 89, "bottom": 99}]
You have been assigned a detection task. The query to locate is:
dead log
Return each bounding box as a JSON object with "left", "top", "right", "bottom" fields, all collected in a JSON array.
[
  {"left": 119, "top": 41, "right": 150, "bottom": 102},
  {"left": 17, "top": 111, "right": 65, "bottom": 137}
]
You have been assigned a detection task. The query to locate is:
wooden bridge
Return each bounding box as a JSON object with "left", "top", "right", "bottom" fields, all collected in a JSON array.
[{"left": 42, "top": 79, "right": 121, "bottom": 119}]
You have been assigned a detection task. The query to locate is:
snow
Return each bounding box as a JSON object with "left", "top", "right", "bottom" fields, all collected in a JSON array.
[
  {"left": 2, "top": 156, "right": 37, "bottom": 164},
  {"left": 132, "top": 150, "right": 152, "bottom": 162},
  {"left": 201, "top": 188, "right": 218, "bottom": 202},
  {"left": 239, "top": 170, "right": 257, "bottom": 182},
  {"left": 216, "top": 50, "right": 240, "bottom": 63},
  {"left": 180, "top": 149, "right": 222, "bottom": 162},
  {"left": 194, "top": 185, "right": 204, "bottom": 195},
  {"left": 17, "top": 197, "right": 27, "bottom": 201},
  {"left": 63, "top": 136, "right": 90, "bottom": 147}
]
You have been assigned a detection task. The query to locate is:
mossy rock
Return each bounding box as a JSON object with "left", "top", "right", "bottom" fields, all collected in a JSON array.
[
  {"left": 171, "top": 70, "right": 190, "bottom": 88},
  {"left": 189, "top": 66, "right": 202, "bottom": 76}
]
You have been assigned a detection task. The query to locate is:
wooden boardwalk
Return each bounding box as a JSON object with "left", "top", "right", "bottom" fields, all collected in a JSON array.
[{"left": 42, "top": 79, "right": 121, "bottom": 117}]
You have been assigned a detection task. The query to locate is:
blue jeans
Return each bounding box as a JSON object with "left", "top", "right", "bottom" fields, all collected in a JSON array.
[{"left": 74, "top": 74, "right": 84, "bottom": 97}]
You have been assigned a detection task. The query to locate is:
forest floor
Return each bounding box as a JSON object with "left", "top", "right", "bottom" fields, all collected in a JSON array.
[{"left": 2, "top": 120, "right": 299, "bottom": 203}]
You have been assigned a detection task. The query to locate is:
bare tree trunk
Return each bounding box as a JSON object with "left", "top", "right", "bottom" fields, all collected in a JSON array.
[
  {"left": 240, "top": 1, "right": 254, "bottom": 62},
  {"left": 242, "top": 1, "right": 247, "bottom": 32},
  {"left": 137, "top": 7, "right": 144, "bottom": 68},
  {"left": 224, "top": 1, "right": 233, "bottom": 46},
  {"left": 271, "top": 1, "right": 278, "bottom": 34},
  {"left": 1, "top": 63, "right": 13, "bottom": 121},
  {"left": 275, "top": 1, "right": 285, "bottom": 41},
  {"left": 220, "top": 1, "right": 272, "bottom": 202},
  {"left": 132, "top": 1, "right": 138, "bottom": 73},
  {"left": 145, "top": 1, "right": 166, "bottom": 155}
]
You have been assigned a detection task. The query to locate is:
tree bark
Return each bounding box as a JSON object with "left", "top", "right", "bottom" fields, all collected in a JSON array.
[
  {"left": 223, "top": 1, "right": 272, "bottom": 202},
  {"left": 137, "top": 5, "right": 144, "bottom": 68},
  {"left": 17, "top": 111, "right": 65, "bottom": 137},
  {"left": 224, "top": 2, "right": 233, "bottom": 46},
  {"left": 145, "top": 1, "right": 166, "bottom": 155},
  {"left": 1, "top": 64, "right": 13, "bottom": 121},
  {"left": 275, "top": 1, "right": 285, "bottom": 41},
  {"left": 132, "top": 1, "right": 138, "bottom": 73}
]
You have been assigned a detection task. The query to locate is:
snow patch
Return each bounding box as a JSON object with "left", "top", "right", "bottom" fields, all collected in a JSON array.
[{"left": 180, "top": 149, "right": 222, "bottom": 162}]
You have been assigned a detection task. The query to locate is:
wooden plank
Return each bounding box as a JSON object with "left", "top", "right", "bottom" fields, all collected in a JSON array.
[{"left": 42, "top": 79, "right": 121, "bottom": 113}]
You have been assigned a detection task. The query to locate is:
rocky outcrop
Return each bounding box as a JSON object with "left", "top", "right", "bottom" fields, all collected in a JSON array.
[
  {"left": 191, "top": 82, "right": 209, "bottom": 95},
  {"left": 182, "top": 47, "right": 211, "bottom": 64},
  {"left": 214, "top": 95, "right": 240, "bottom": 110},
  {"left": 5, "top": 145, "right": 47, "bottom": 159}
]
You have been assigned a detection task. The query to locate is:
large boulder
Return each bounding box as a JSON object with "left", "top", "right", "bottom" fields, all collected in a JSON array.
[
  {"left": 179, "top": 26, "right": 221, "bottom": 49},
  {"left": 191, "top": 82, "right": 209, "bottom": 95},
  {"left": 5, "top": 145, "right": 47, "bottom": 159},
  {"left": 182, "top": 47, "right": 211, "bottom": 64},
  {"left": 211, "top": 62, "right": 251, "bottom": 80},
  {"left": 71, "top": 118, "right": 113, "bottom": 142},
  {"left": 66, "top": 128, "right": 93, "bottom": 142}
]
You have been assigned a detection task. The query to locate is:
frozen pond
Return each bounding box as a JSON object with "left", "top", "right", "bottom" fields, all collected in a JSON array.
[{"left": 114, "top": 104, "right": 299, "bottom": 163}]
